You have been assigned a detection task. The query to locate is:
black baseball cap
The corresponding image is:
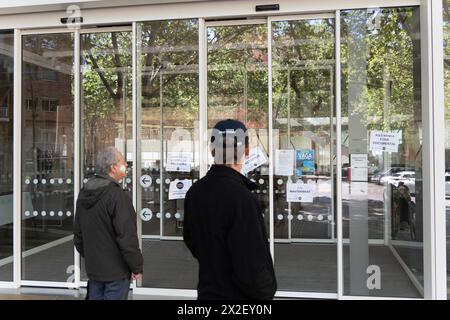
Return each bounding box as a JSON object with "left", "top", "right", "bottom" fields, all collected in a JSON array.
[{"left": 210, "top": 119, "right": 249, "bottom": 147}]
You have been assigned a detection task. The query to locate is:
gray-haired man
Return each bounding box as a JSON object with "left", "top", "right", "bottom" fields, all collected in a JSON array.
[{"left": 74, "top": 147, "right": 143, "bottom": 300}]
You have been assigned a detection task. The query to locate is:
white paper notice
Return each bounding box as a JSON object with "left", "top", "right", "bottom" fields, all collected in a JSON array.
[
  {"left": 243, "top": 146, "right": 268, "bottom": 174},
  {"left": 275, "top": 149, "right": 294, "bottom": 176},
  {"left": 369, "top": 131, "right": 400, "bottom": 152},
  {"left": 351, "top": 154, "right": 368, "bottom": 167},
  {"left": 166, "top": 153, "right": 192, "bottom": 172},
  {"left": 351, "top": 167, "right": 368, "bottom": 182},
  {"left": 168, "top": 179, "right": 192, "bottom": 200},
  {"left": 350, "top": 154, "right": 368, "bottom": 182},
  {"left": 286, "top": 183, "right": 314, "bottom": 203}
]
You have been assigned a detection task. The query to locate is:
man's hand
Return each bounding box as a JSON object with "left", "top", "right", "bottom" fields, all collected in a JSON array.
[{"left": 131, "top": 273, "right": 142, "bottom": 280}]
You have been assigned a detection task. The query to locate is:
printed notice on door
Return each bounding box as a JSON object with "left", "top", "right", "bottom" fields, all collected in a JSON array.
[
  {"left": 242, "top": 146, "right": 268, "bottom": 174},
  {"left": 168, "top": 179, "right": 192, "bottom": 200},
  {"left": 275, "top": 149, "right": 294, "bottom": 176},
  {"left": 369, "top": 131, "right": 400, "bottom": 152},
  {"left": 350, "top": 154, "right": 368, "bottom": 182},
  {"left": 166, "top": 153, "right": 192, "bottom": 172},
  {"left": 286, "top": 183, "right": 314, "bottom": 203}
]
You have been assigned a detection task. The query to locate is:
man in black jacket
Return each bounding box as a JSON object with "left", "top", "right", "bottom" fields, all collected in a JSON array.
[
  {"left": 183, "top": 119, "right": 277, "bottom": 300},
  {"left": 74, "top": 147, "right": 143, "bottom": 300}
]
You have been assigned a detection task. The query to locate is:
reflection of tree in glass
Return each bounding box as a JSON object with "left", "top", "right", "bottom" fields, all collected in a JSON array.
[
  {"left": 140, "top": 20, "right": 199, "bottom": 130},
  {"left": 271, "top": 19, "right": 334, "bottom": 152},
  {"left": 341, "top": 8, "right": 423, "bottom": 199},
  {"left": 81, "top": 32, "right": 132, "bottom": 168},
  {"left": 22, "top": 33, "right": 74, "bottom": 177},
  {"left": 341, "top": 9, "right": 420, "bottom": 132},
  {"left": 444, "top": 0, "right": 450, "bottom": 165},
  {"left": 207, "top": 25, "right": 268, "bottom": 128}
]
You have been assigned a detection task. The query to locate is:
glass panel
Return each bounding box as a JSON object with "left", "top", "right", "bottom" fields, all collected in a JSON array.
[
  {"left": 0, "top": 31, "right": 14, "bottom": 281},
  {"left": 21, "top": 33, "right": 74, "bottom": 282},
  {"left": 341, "top": 7, "right": 423, "bottom": 297},
  {"left": 80, "top": 31, "right": 132, "bottom": 282},
  {"left": 271, "top": 18, "right": 336, "bottom": 293},
  {"left": 137, "top": 19, "right": 199, "bottom": 289},
  {"left": 207, "top": 23, "right": 269, "bottom": 238},
  {"left": 443, "top": 0, "right": 450, "bottom": 300}
]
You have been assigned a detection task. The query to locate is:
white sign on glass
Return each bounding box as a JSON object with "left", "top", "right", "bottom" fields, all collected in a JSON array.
[
  {"left": 275, "top": 149, "right": 294, "bottom": 176},
  {"left": 350, "top": 154, "right": 368, "bottom": 182},
  {"left": 369, "top": 131, "right": 400, "bottom": 152},
  {"left": 286, "top": 183, "right": 314, "bottom": 203},
  {"left": 166, "top": 153, "right": 192, "bottom": 173},
  {"left": 168, "top": 179, "right": 193, "bottom": 200},
  {"left": 351, "top": 168, "right": 368, "bottom": 182},
  {"left": 242, "top": 146, "right": 268, "bottom": 174}
]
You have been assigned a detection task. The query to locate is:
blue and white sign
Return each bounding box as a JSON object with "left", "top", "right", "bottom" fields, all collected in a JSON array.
[{"left": 295, "top": 149, "right": 315, "bottom": 177}]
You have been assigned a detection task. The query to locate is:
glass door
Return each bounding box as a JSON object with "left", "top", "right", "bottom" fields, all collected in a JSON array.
[
  {"left": 21, "top": 32, "right": 75, "bottom": 283},
  {"left": 79, "top": 28, "right": 133, "bottom": 283},
  {"left": 133, "top": 9, "right": 425, "bottom": 299},
  {"left": 0, "top": 31, "right": 14, "bottom": 282},
  {"left": 340, "top": 6, "right": 424, "bottom": 298},
  {"left": 206, "top": 20, "right": 270, "bottom": 235},
  {"left": 136, "top": 19, "right": 199, "bottom": 290},
  {"left": 205, "top": 16, "right": 337, "bottom": 295},
  {"left": 269, "top": 15, "right": 337, "bottom": 294}
]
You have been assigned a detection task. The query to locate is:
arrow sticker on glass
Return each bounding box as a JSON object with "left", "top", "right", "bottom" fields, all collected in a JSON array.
[
  {"left": 140, "top": 208, "right": 153, "bottom": 221},
  {"left": 140, "top": 175, "right": 152, "bottom": 188}
]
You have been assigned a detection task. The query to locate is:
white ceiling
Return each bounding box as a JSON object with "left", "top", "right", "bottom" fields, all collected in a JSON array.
[{"left": 0, "top": 0, "right": 212, "bottom": 15}]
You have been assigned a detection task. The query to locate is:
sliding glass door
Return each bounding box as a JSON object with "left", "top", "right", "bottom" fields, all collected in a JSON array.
[
  {"left": 80, "top": 28, "right": 133, "bottom": 283},
  {"left": 5, "top": 4, "right": 430, "bottom": 298},
  {"left": 270, "top": 16, "right": 337, "bottom": 294},
  {"left": 21, "top": 32, "right": 75, "bottom": 283}
]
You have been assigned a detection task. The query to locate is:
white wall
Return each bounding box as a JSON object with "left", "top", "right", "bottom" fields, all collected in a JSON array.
[{"left": 0, "top": 0, "right": 208, "bottom": 15}]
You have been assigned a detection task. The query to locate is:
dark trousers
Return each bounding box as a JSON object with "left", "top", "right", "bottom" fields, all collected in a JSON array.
[{"left": 87, "top": 278, "right": 131, "bottom": 300}]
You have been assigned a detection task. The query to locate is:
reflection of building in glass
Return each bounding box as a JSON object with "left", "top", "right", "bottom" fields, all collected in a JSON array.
[
  {"left": 22, "top": 57, "right": 73, "bottom": 178},
  {"left": 0, "top": 33, "right": 13, "bottom": 195},
  {"left": 0, "top": 32, "right": 14, "bottom": 281},
  {"left": 81, "top": 32, "right": 133, "bottom": 172}
]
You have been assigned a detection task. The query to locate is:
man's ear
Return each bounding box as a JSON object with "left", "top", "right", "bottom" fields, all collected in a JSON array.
[{"left": 245, "top": 145, "right": 250, "bottom": 157}]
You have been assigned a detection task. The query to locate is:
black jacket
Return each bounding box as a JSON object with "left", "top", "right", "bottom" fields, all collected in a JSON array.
[
  {"left": 73, "top": 174, "right": 143, "bottom": 282},
  {"left": 183, "top": 165, "right": 277, "bottom": 300}
]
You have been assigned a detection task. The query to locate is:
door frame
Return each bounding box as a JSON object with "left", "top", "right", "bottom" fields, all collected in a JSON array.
[
  {"left": 13, "top": 27, "right": 80, "bottom": 289},
  {"left": 267, "top": 12, "right": 339, "bottom": 298},
  {"left": 5, "top": 0, "right": 445, "bottom": 300},
  {"left": 12, "top": 25, "right": 134, "bottom": 290},
  {"left": 198, "top": 13, "right": 340, "bottom": 299}
]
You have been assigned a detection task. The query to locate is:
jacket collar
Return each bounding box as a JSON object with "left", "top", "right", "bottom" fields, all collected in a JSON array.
[
  {"left": 208, "top": 165, "right": 258, "bottom": 191},
  {"left": 94, "top": 173, "right": 121, "bottom": 187}
]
